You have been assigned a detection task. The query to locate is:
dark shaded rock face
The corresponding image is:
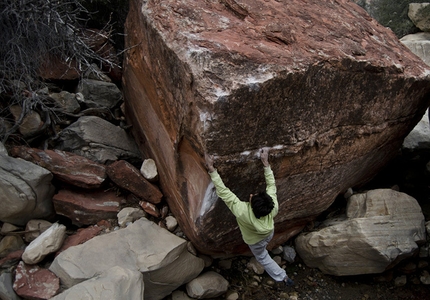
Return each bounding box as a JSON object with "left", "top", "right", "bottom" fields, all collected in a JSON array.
[{"left": 122, "top": 0, "right": 430, "bottom": 255}]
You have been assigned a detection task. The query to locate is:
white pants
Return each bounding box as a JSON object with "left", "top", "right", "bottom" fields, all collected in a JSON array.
[{"left": 248, "top": 231, "right": 287, "bottom": 282}]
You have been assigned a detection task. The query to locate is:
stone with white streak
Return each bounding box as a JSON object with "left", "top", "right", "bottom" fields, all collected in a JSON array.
[
  {"left": 295, "top": 189, "right": 425, "bottom": 276},
  {"left": 22, "top": 223, "right": 67, "bottom": 264},
  {"left": 186, "top": 271, "right": 229, "bottom": 299},
  {"left": 49, "top": 218, "right": 204, "bottom": 300},
  {"left": 50, "top": 266, "right": 144, "bottom": 300}
]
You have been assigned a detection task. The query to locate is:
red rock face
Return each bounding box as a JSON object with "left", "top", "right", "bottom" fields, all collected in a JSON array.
[
  {"left": 122, "top": 0, "right": 430, "bottom": 255},
  {"left": 106, "top": 160, "right": 163, "bottom": 204},
  {"left": 13, "top": 262, "right": 60, "bottom": 300},
  {"left": 10, "top": 146, "right": 107, "bottom": 189},
  {"left": 52, "top": 189, "right": 123, "bottom": 226}
]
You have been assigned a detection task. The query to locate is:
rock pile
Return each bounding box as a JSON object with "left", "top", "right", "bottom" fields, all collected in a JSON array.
[{"left": 0, "top": 71, "right": 229, "bottom": 299}]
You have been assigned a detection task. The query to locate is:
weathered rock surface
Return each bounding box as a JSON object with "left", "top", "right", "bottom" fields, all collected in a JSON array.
[
  {"left": 295, "top": 189, "right": 426, "bottom": 276},
  {"left": 10, "top": 146, "right": 107, "bottom": 189},
  {"left": 24, "top": 219, "right": 53, "bottom": 243},
  {"left": 77, "top": 79, "right": 123, "bottom": 109},
  {"left": 117, "top": 207, "right": 146, "bottom": 227},
  {"left": 408, "top": 3, "right": 430, "bottom": 32},
  {"left": 401, "top": 32, "right": 430, "bottom": 67},
  {"left": 56, "top": 225, "right": 103, "bottom": 255},
  {"left": 22, "top": 223, "right": 67, "bottom": 264},
  {"left": 0, "top": 272, "right": 21, "bottom": 300},
  {"left": 49, "top": 218, "right": 204, "bottom": 300},
  {"left": 403, "top": 108, "right": 430, "bottom": 150},
  {"left": 13, "top": 262, "right": 60, "bottom": 300},
  {"left": 50, "top": 266, "right": 144, "bottom": 300},
  {"left": 106, "top": 160, "right": 163, "bottom": 204},
  {"left": 0, "top": 236, "right": 24, "bottom": 258},
  {"left": 123, "top": 0, "right": 430, "bottom": 254},
  {"left": 54, "top": 116, "right": 141, "bottom": 164},
  {"left": 185, "top": 271, "right": 229, "bottom": 299},
  {"left": 52, "top": 189, "right": 123, "bottom": 226},
  {"left": 0, "top": 153, "right": 55, "bottom": 226}
]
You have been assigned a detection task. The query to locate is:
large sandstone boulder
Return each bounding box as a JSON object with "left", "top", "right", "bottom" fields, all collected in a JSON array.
[
  {"left": 123, "top": 0, "right": 430, "bottom": 255},
  {"left": 49, "top": 218, "right": 204, "bottom": 300},
  {"left": 295, "top": 189, "right": 426, "bottom": 276}
]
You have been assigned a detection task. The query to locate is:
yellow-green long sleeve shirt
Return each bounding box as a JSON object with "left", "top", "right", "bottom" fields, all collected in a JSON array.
[{"left": 209, "top": 166, "right": 278, "bottom": 245}]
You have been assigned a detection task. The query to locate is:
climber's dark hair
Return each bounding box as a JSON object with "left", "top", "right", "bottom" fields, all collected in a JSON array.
[{"left": 251, "top": 192, "right": 274, "bottom": 219}]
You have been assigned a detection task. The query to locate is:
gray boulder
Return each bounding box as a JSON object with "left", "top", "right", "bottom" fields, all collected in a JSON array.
[
  {"left": 295, "top": 189, "right": 425, "bottom": 276},
  {"left": 0, "top": 154, "right": 54, "bottom": 226},
  {"left": 50, "top": 266, "right": 144, "bottom": 300},
  {"left": 49, "top": 218, "right": 204, "bottom": 300},
  {"left": 77, "top": 79, "right": 122, "bottom": 109},
  {"left": 55, "top": 116, "right": 141, "bottom": 164}
]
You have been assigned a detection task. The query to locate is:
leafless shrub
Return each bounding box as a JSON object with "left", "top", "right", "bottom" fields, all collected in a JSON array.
[{"left": 0, "top": 0, "right": 120, "bottom": 144}]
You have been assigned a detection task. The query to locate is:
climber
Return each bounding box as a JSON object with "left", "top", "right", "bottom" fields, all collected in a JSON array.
[{"left": 204, "top": 148, "right": 294, "bottom": 286}]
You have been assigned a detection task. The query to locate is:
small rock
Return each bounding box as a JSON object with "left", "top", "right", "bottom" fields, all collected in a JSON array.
[
  {"left": 0, "top": 250, "right": 24, "bottom": 268},
  {"left": 0, "top": 236, "right": 24, "bottom": 258},
  {"left": 283, "top": 245, "right": 296, "bottom": 263},
  {"left": 344, "top": 188, "right": 353, "bottom": 199},
  {"left": 140, "top": 158, "right": 159, "bottom": 182},
  {"left": 271, "top": 245, "right": 283, "bottom": 255},
  {"left": 199, "top": 254, "right": 213, "bottom": 268},
  {"left": 22, "top": 223, "right": 66, "bottom": 264},
  {"left": 13, "top": 261, "right": 60, "bottom": 300},
  {"left": 420, "top": 270, "right": 430, "bottom": 285},
  {"left": 186, "top": 271, "right": 229, "bottom": 299},
  {"left": 0, "top": 223, "right": 20, "bottom": 234},
  {"left": 139, "top": 200, "right": 160, "bottom": 217},
  {"left": 25, "top": 219, "right": 53, "bottom": 243},
  {"left": 273, "top": 255, "right": 282, "bottom": 266},
  {"left": 165, "top": 216, "right": 178, "bottom": 232},
  {"left": 226, "top": 290, "right": 239, "bottom": 300},
  {"left": 394, "top": 275, "right": 407, "bottom": 287},
  {"left": 117, "top": 207, "right": 145, "bottom": 227},
  {"left": 247, "top": 257, "right": 265, "bottom": 275}
]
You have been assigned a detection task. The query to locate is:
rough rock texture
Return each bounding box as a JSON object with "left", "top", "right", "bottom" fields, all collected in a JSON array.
[
  {"left": 408, "top": 3, "right": 430, "bottom": 32},
  {"left": 49, "top": 218, "right": 205, "bottom": 300},
  {"left": 123, "top": 0, "right": 430, "bottom": 255},
  {"left": 401, "top": 32, "right": 430, "bottom": 66},
  {"left": 106, "top": 160, "right": 163, "bottom": 204},
  {"left": 295, "top": 189, "right": 426, "bottom": 276},
  {"left": 50, "top": 266, "right": 144, "bottom": 300},
  {"left": 22, "top": 223, "right": 67, "bottom": 264},
  {"left": 52, "top": 189, "right": 123, "bottom": 226},
  {"left": 13, "top": 261, "right": 60, "bottom": 300},
  {"left": 186, "top": 271, "right": 229, "bottom": 299},
  {"left": 0, "top": 153, "right": 55, "bottom": 226},
  {"left": 10, "top": 146, "right": 107, "bottom": 189},
  {"left": 55, "top": 116, "right": 141, "bottom": 164}
]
